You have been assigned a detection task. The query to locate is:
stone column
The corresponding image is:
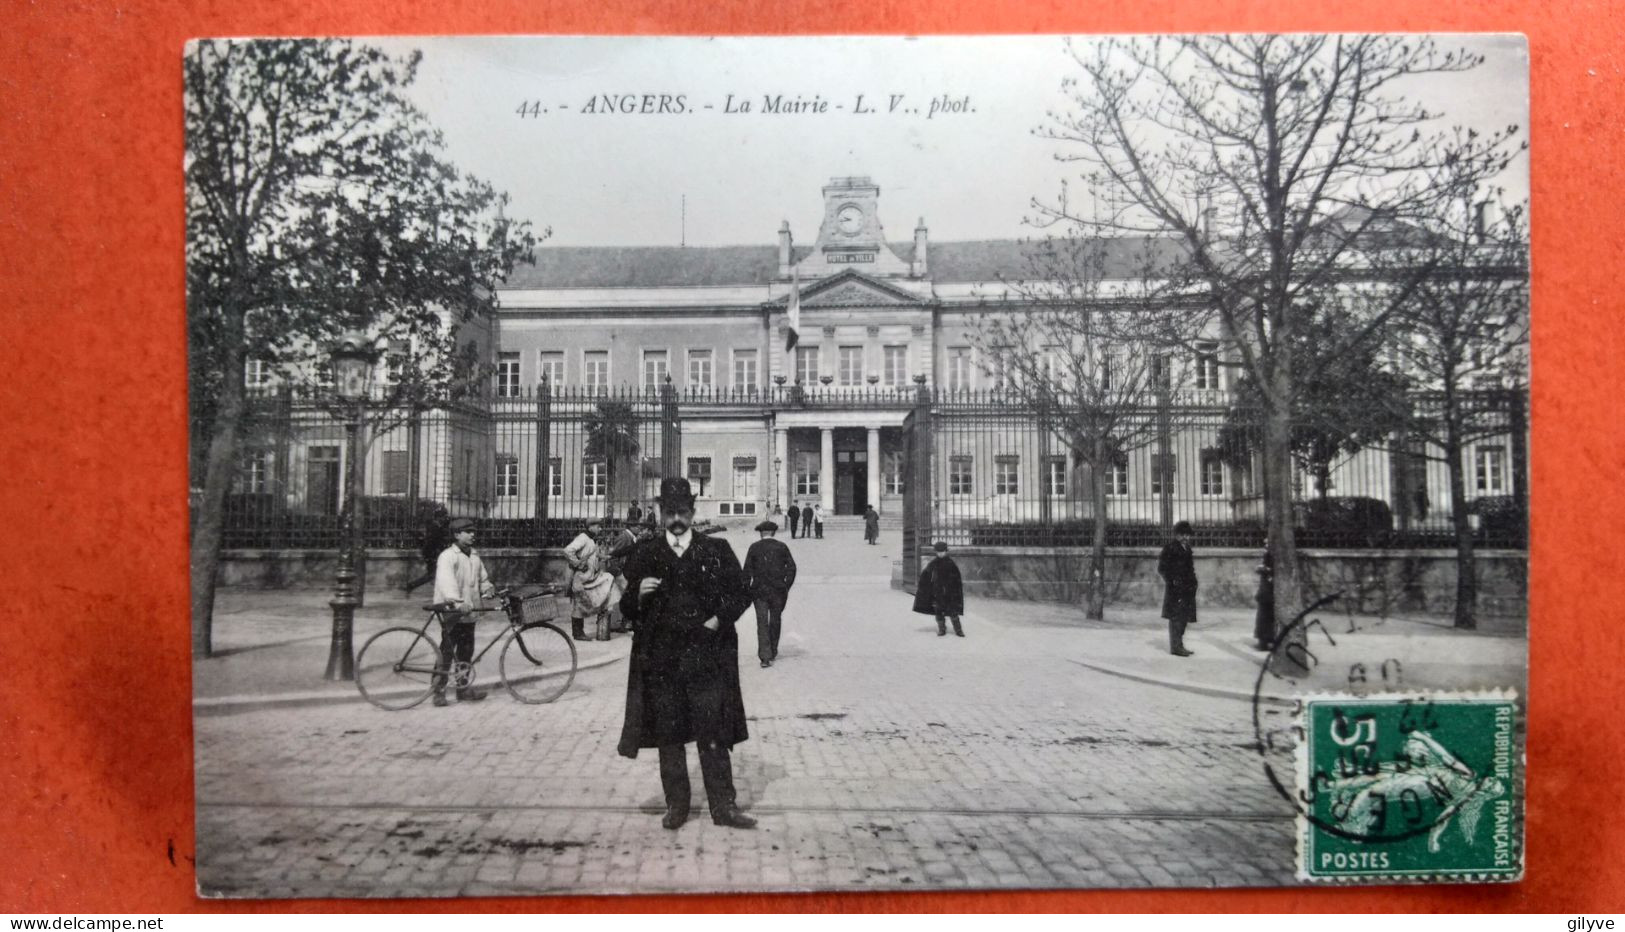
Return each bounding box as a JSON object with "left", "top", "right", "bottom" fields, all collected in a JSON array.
[
  {"left": 866, "top": 426, "right": 882, "bottom": 512},
  {"left": 820, "top": 427, "right": 836, "bottom": 513},
  {"left": 774, "top": 426, "right": 790, "bottom": 514}
]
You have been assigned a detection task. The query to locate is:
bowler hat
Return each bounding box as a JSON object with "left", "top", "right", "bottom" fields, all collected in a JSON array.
[
  {"left": 1173, "top": 520, "right": 1194, "bottom": 535},
  {"left": 447, "top": 517, "right": 476, "bottom": 532},
  {"left": 658, "top": 476, "right": 696, "bottom": 511},
  {"left": 933, "top": 541, "right": 948, "bottom": 553},
  {"left": 755, "top": 520, "right": 779, "bottom": 532}
]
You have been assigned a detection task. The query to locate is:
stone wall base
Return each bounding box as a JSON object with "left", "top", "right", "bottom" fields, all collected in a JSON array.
[{"left": 892, "top": 547, "right": 1527, "bottom": 620}]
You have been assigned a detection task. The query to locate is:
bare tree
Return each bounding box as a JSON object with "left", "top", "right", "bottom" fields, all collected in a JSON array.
[
  {"left": 970, "top": 230, "right": 1195, "bottom": 619},
  {"left": 1385, "top": 163, "right": 1529, "bottom": 629},
  {"left": 187, "top": 39, "right": 539, "bottom": 657},
  {"left": 1038, "top": 36, "right": 1521, "bottom": 649}
]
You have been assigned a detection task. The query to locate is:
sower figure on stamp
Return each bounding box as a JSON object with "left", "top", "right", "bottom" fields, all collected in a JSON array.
[
  {"left": 618, "top": 477, "right": 758, "bottom": 831},
  {"left": 743, "top": 519, "right": 797, "bottom": 669},
  {"left": 1158, "top": 520, "right": 1198, "bottom": 657},
  {"left": 430, "top": 517, "right": 495, "bottom": 706},
  {"left": 912, "top": 541, "right": 964, "bottom": 637}
]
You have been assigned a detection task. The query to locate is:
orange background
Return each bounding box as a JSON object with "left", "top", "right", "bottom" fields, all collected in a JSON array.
[{"left": 1, "top": 0, "right": 1619, "bottom": 913}]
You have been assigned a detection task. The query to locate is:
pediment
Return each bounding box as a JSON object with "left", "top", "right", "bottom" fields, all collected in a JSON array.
[{"left": 790, "top": 270, "right": 926, "bottom": 308}]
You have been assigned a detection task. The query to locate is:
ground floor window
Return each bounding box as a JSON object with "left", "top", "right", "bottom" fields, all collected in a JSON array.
[
  {"left": 995, "top": 455, "right": 1019, "bottom": 495},
  {"left": 1475, "top": 445, "right": 1506, "bottom": 494},
  {"left": 687, "top": 456, "right": 713, "bottom": 496},
  {"left": 795, "top": 450, "right": 819, "bottom": 495},
  {"left": 496, "top": 455, "right": 519, "bottom": 498},
  {"left": 548, "top": 457, "right": 562, "bottom": 497},
  {"left": 583, "top": 459, "right": 607, "bottom": 498},
  {"left": 1200, "top": 450, "right": 1225, "bottom": 497},
  {"left": 1151, "top": 453, "right": 1176, "bottom": 497},
  {"left": 949, "top": 455, "right": 973, "bottom": 496},
  {"left": 883, "top": 450, "right": 905, "bottom": 494},
  {"left": 1044, "top": 456, "right": 1067, "bottom": 497},
  {"left": 733, "top": 456, "right": 758, "bottom": 500}
]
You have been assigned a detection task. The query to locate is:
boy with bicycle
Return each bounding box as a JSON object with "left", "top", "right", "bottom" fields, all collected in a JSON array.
[{"left": 431, "top": 516, "right": 497, "bottom": 706}]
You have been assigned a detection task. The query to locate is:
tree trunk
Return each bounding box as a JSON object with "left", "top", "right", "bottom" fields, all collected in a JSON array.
[
  {"left": 1445, "top": 406, "right": 1478, "bottom": 630},
  {"left": 189, "top": 326, "right": 247, "bottom": 659},
  {"left": 1265, "top": 400, "right": 1306, "bottom": 675},
  {"left": 1086, "top": 433, "right": 1108, "bottom": 620}
]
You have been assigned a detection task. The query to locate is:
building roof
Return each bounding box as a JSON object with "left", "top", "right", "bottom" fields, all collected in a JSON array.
[{"left": 500, "top": 236, "right": 1186, "bottom": 290}]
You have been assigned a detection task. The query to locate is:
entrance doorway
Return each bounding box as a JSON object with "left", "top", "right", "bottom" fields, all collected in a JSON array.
[{"left": 835, "top": 449, "right": 868, "bottom": 515}]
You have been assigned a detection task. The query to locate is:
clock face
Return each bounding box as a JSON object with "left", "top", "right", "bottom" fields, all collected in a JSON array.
[{"left": 836, "top": 205, "right": 863, "bottom": 236}]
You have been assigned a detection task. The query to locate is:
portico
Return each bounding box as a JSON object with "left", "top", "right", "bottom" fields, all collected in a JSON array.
[{"left": 775, "top": 410, "right": 908, "bottom": 515}]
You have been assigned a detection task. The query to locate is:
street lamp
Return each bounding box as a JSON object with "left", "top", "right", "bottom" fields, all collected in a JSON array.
[
  {"left": 326, "top": 331, "right": 380, "bottom": 681},
  {"left": 773, "top": 456, "right": 783, "bottom": 514}
]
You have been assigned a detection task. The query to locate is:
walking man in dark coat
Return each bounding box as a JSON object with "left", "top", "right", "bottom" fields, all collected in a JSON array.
[
  {"left": 743, "top": 520, "right": 797, "bottom": 668},
  {"left": 787, "top": 503, "right": 800, "bottom": 539},
  {"left": 617, "top": 477, "right": 758, "bottom": 831},
  {"left": 863, "top": 505, "right": 880, "bottom": 545},
  {"left": 912, "top": 541, "right": 965, "bottom": 637},
  {"left": 1158, "top": 520, "right": 1198, "bottom": 657}
]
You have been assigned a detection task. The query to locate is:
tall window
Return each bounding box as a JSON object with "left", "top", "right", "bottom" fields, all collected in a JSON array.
[
  {"left": 1194, "top": 343, "right": 1221, "bottom": 391},
  {"left": 995, "top": 455, "right": 1020, "bottom": 495},
  {"left": 883, "top": 450, "right": 905, "bottom": 495},
  {"left": 795, "top": 347, "right": 820, "bottom": 385},
  {"left": 883, "top": 345, "right": 908, "bottom": 387},
  {"left": 547, "top": 457, "right": 562, "bottom": 497},
  {"left": 1106, "top": 458, "right": 1128, "bottom": 496},
  {"left": 245, "top": 358, "right": 273, "bottom": 389},
  {"left": 1200, "top": 450, "right": 1225, "bottom": 497},
  {"left": 382, "top": 450, "right": 409, "bottom": 494},
  {"left": 1098, "top": 349, "right": 1122, "bottom": 392},
  {"left": 732, "top": 349, "right": 758, "bottom": 390},
  {"left": 1044, "top": 457, "right": 1067, "bottom": 497},
  {"left": 1475, "top": 446, "right": 1507, "bottom": 494},
  {"left": 687, "top": 349, "right": 713, "bottom": 388},
  {"left": 538, "top": 351, "right": 565, "bottom": 387},
  {"left": 1151, "top": 453, "right": 1176, "bottom": 496},
  {"left": 1040, "top": 347, "right": 1063, "bottom": 387},
  {"left": 795, "top": 450, "right": 819, "bottom": 495},
  {"left": 947, "top": 347, "right": 972, "bottom": 392},
  {"left": 987, "top": 351, "right": 1010, "bottom": 391},
  {"left": 496, "top": 352, "right": 521, "bottom": 397},
  {"left": 583, "top": 351, "right": 609, "bottom": 390},
  {"left": 496, "top": 455, "right": 519, "bottom": 497},
  {"left": 1151, "top": 353, "right": 1173, "bottom": 391},
  {"left": 838, "top": 345, "right": 863, "bottom": 386},
  {"left": 686, "top": 456, "right": 713, "bottom": 496},
  {"left": 583, "top": 460, "right": 607, "bottom": 498},
  {"left": 235, "top": 449, "right": 271, "bottom": 494},
  {"left": 949, "top": 455, "right": 973, "bottom": 496},
  {"left": 643, "top": 350, "right": 669, "bottom": 390},
  {"left": 733, "top": 456, "right": 758, "bottom": 499}
]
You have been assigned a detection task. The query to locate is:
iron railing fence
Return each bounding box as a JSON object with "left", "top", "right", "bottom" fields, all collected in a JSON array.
[{"left": 199, "top": 383, "right": 1526, "bottom": 553}]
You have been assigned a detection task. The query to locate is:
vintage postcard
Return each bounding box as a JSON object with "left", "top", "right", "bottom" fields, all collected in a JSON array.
[{"left": 186, "top": 34, "right": 1529, "bottom": 896}]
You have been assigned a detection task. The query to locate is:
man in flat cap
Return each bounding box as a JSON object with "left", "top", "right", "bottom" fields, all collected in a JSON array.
[
  {"left": 617, "top": 477, "right": 758, "bottom": 830},
  {"left": 430, "top": 516, "right": 496, "bottom": 706},
  {"left": 743, "top": 519, "right": 797, "bottom": 669}
]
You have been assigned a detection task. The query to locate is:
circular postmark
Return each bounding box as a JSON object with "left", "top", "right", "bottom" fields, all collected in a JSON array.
[{"left": 1250, "top": 593, "right": 1454, "bottom": 846}]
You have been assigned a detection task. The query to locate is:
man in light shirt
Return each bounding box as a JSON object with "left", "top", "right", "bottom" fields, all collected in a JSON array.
[{"left": 431, "top": 516, "right": 496, "bottom": 706}]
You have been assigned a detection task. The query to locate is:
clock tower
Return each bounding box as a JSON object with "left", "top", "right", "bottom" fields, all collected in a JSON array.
[{"left": 790, "top": 176, "right": 915, "bottom": 279}]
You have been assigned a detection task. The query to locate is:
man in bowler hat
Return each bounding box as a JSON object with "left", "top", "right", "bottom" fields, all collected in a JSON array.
[
  {"left": 617, "top": 477, "right": 758, "bottom": 830},
  {"left": 800, "top": 503, "right": 814, "bottom": 541},
  {"left": 1158, "top": 520, "right": 1199, "bottom": 657},
  {"left": 787, "top": 502, "right": 800, "bottom": 538},
  {"left": 743, "top": 519, "right": 797, "bottom": 668},
  {"left": 912, "top": 541, "right": 965, "bottom": 637},
  {"left": 431, "top": 517, "right": 496, "bottom": 705}
]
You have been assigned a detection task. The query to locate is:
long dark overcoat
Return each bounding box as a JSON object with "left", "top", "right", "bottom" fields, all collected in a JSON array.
[
  {"left": 743, "top": 537, "right": 797, "bottom": 610},
  {"left": 911, "top": 556, "right": 964, "bottom": 616},
  {"left": 863, "top": 509, "right": 880, "bottom": 543},
  {"left": 1157, "top": 539, "right": 1198, "bottom": 626},
  {"left": 616, "top": 532, "right": 752, "bottom": 758}
]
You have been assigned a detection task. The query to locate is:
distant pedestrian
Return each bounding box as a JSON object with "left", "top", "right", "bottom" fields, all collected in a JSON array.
[
  {"left": 863, "top": 505, "right": 880, "bottom": 545},
  {"left": 812, "top": 503, "right": 825, "bottom": 539},
  {"left": 1252, "top": 545, "right": 1275, "bottom": 652},
  {"left": 430, "top": 517, "right": 495, "bottom": 706},
  {"left": 643, "top": 502, "right": 659, "bottom": 533},
  {"left": 564, "top": 520, "right": 616, "bottom": 642},
  {"left": 743, "top": 520, "right": 797, "bottom": 668},
  {"left": 912, "top": 541, "right": 964, "bottom": 637},
  {"left": 1158, "top": 521, "right": 1198, "bottom": 657},
  {"left": 627, "top": 501, "right": 643, "bottom": 525},
  {"left": 602, "top": 521, "right": 638, "bottom": 633},
  {"left": 787, "top": 503, "right": 800, "bottom": 539},
  {"left": 801, "top": 503, "right": 814, "bottom": 540}
]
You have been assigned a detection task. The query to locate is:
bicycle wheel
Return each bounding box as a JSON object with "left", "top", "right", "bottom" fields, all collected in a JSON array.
[
  {"left": 356, "top": 626, "right": 441, "bottom": 711},
  {"left": 500, "top": 622, "right": 577, "bottom": 704}
]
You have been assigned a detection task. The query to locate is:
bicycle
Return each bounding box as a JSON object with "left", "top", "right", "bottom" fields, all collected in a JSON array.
[{"left": 355, "top": 583, "right": 578, "bottom": 710}]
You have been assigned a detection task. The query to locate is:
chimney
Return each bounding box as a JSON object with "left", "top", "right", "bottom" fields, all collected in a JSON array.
[
  {"left": 778, "top": 221, "right": 793, "bottom": 277},
  {"left": 913, "top": 218, "right": 929, "bottom": 278}
]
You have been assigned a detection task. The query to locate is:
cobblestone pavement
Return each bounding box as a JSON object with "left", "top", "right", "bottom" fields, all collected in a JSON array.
[{"left": 195, "top": 533, "right": 1336, "bottom": 897}]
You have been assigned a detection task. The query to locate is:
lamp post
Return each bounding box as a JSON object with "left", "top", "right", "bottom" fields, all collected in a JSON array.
[
  {"left": 773, "top": 456, "right": 783, "bottom": 515},
  {"left": 325, "top": 331, "right": 379, "bottom": 681}
]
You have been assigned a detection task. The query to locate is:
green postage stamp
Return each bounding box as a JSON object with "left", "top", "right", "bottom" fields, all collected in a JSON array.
[{"left": 1297, "top": 692, "right": 1523, "bottom": 882}]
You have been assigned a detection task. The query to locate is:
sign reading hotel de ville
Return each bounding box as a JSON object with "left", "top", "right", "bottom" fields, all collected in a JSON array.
[{"left": 187, "top": 35, "right": 1530, "bottom": 897}]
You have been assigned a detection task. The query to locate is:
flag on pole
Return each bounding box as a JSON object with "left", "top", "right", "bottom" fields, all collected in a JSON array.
[{"left": 785, "top": 265, "right": 801, "bottom": 355}]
